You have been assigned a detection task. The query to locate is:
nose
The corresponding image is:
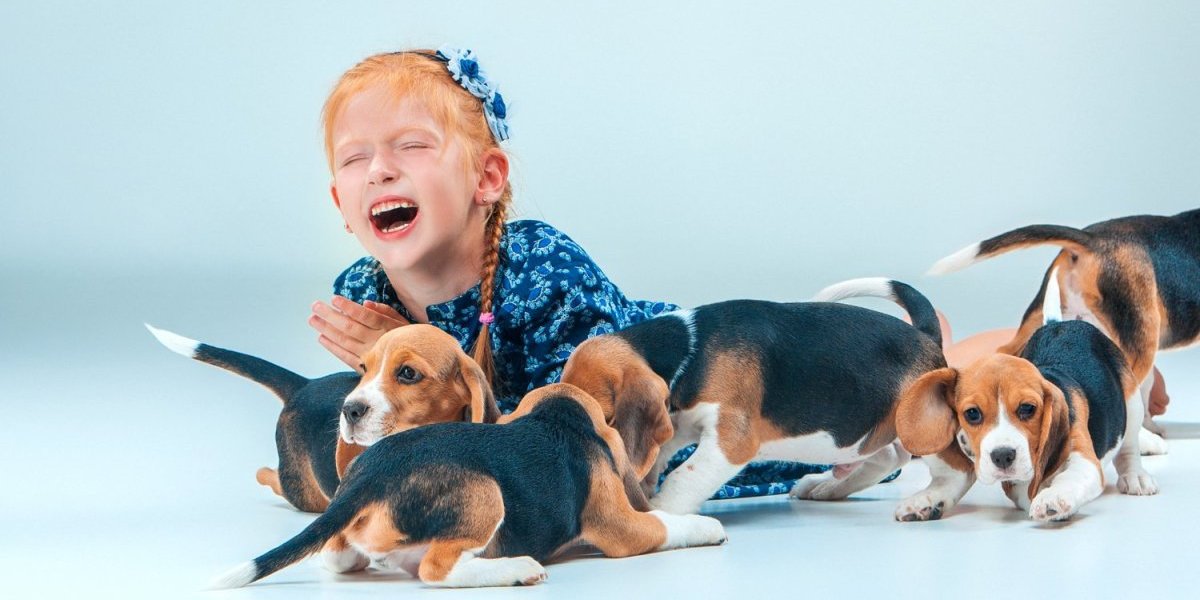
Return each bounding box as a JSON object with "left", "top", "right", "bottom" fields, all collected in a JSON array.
[
  {"left": 367, "top": 154, "right": 398, "bottom": 186},
  {"left": 990, "top": 447, "right": 1017, "bottom": 469},
  {"left": 342, "top": 402, "right": 370, "bottom": 426}
]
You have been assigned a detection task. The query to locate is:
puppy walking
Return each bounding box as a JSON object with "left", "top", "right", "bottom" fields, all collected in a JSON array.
[
  {"left": 212, "top": 384, "right": 726, "bottom": 589},
  {"left": 897, "top": 269, "right": 1159, "bottom": 522},
  {"left": 563, "top": 280, "right": 968, "bottom": 521}
]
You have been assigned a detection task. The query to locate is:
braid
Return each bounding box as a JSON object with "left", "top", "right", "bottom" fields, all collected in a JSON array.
[{"left": 471, "top": 185, "right": 512, "bottom": 388}]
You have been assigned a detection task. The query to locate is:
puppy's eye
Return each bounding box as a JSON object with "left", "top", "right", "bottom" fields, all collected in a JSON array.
[
  {"left": 396, "top": 365, "right": 422, "bottom": 384},
  {"left": 1016, "top": 403, "right": 1037, "bottom": 420},
  {"left": 963, "top": 407, "right": 983, "bottom": 425}
]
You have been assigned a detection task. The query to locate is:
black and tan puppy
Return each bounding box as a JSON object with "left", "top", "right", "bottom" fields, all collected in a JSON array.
[
  {"left": 147, "top": 323, "right": 497, "bottom": 513},
  {"left": 898, "top": 271, "right": 1158, "bottom": 521},
  {"left": 212, "top": 383, "right": 727, "bottom": 589},
  {"left": 562, "top": 279, "right": 970, "bottom": 521},
  {"left": 930, "top": 208, "right": 1200, "bottom": 449}
]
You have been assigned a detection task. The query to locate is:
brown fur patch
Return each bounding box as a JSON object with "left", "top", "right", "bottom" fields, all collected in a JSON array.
[
  {"left": 689, "top": 350, "right": 766, "bottom": 465},
  {"left": 335, "top": 439, "right": 366, "bottom": 479},
  {"left": 579, "top": 458, "right": 668, "bottom": 557},
  {"left": 256, "top": 467, "right": 284, "bottom": 497},
  {"left": 343, "top": 502, "right": 407, "bottom": 555}
]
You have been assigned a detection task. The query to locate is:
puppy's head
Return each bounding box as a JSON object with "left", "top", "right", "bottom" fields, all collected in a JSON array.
[
  {"left": 897, "top": 355, "right": 1069, "bottom": 488},
  {"left": 339, "top": 324, "right": 499, "bottom": 447},
  {"left": 561, "top": 335, "right": 674, "bottom": 481}
]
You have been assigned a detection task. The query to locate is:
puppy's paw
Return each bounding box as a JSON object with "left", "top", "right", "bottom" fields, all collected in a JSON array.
[
  {"left": 1139, "top": 428, "right": 1168, "bottom": 456},
  {"left": 789, "top": 473, "right": 850, "bottom": 501},
  {"left": 894, "top": 492, "right": 950, "bottom": 522},
  {"left": 1030, "top": 487, "right": 1080, "bottom": 522},
  {"left": 322, "top": 546, "right": 369, "bottom": 574},
  {"left": 505, "top": 557, "right": 547, "bottom": 586},
  {"left": 682, "top": 514, "right": 728, "bottom": 547},
  {"left": 1118, "top": 470, "right": 1160, "bottom": 496}
]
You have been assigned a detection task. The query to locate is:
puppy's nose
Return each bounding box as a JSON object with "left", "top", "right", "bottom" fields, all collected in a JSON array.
[
  {"left": 343, "top": 402, "right": 370, "bottom": 426},
  {"left": 990, "top": 447, "right": 1017, "bottom": 469}
]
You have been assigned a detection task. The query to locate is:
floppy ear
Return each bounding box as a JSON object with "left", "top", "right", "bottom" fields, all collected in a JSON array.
[
  {"left": 896, "top": 367, "right": 959, "bottom": 456},
  {"left": 1029, "top": 381, "right": 1071, "bottom": 497},
  {"left": 610, "top": 374, "right": 674, "bottom": 480},
  {"left": 457, "top": 353, "right": 501, "bottom": 424}
]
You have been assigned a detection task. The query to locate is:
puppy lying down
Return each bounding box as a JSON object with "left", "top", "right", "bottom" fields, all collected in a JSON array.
[{"left": 213, "top": 383, "right": 726, "bottom": 589}]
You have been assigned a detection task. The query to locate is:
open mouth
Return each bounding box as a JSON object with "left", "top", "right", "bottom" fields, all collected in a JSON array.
[{"left": 370, "top": 200, "right": 419, "bottom": 234}]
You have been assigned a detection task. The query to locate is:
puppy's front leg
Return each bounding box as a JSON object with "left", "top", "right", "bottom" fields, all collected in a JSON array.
[
  {"left": 895, "top": 447, "right": 974, "bottom": 522},
  {"left": 1029, "top": 452, "right": 1103, "bottom": 521},
  {"left": 650, "top": 406, "right": 746, "bottom": 514}
]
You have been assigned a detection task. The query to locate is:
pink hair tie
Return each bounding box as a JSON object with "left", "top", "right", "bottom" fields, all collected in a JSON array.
[{"left": 478, "top": 311, "right": 495, "bottom": 325}]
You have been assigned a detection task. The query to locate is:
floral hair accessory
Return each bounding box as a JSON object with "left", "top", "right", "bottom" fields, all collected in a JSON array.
[{"left": 433, "top": 45, "right": 510, "bottom": 143}]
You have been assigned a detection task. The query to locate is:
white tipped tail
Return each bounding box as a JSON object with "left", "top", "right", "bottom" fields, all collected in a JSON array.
[
  {"left": 144, "top": 323, "right": 199, "bottom": 358},
  {"left": 812, "top": 277, "right": 893, "bottom": 302},
  {"left": 928, "top": 242, "right": 982, "bottom": 276},
  {"left": 209, "top": 561, "right": 258, "bottom": 590},
  {"left": 1042, "top": 267, "right": 1063, "bottom": 324}
]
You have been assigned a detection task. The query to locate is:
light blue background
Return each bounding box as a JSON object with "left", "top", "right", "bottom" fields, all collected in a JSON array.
[{"left": 1, "top": 2, "right": 1198, "bottom": 596}]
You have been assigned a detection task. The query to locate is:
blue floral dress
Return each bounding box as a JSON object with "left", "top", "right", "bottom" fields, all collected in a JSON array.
[{"left": 334, "top": 219, "right": 835, "bottom": 499}]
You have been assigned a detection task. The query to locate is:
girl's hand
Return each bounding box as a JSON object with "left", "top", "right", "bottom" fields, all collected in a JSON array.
[{"left": 309, "top": 296, "right": 409, "bottom": 372}]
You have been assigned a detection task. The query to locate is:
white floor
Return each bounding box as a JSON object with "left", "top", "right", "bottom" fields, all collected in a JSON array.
[{"left": 4, "top": 352, "right": 1200, "bottom": 599}]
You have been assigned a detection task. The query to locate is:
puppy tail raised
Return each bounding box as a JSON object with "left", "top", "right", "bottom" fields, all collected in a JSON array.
[
  {"left": 145, "top": 323, "right": 309, "bottom": 403},
  {"left": 812, "top": 278, "right": 942, "bottom": 347},
  {"left": 928, "top": 224, "right": 1094, "bottom": 275},
  {"left": 209, "top": 492, "right": 362, "bottom": 589},
  {"left": 1041, "top": 266, "right": 1063, "bottom": 324}
]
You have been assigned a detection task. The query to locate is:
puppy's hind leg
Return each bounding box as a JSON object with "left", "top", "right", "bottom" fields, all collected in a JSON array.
[
  {"left": 895, "top": 447, "right": 975, "bottom": 522},
  {"left": 1116, "top": 391, "right": 1160, "bottom": 496},
  {"left": 791, "top": 441, "right": 910, "bottom": 501},
  {"left": 583, "top": 469, "right": 726, "bottom": 557}
]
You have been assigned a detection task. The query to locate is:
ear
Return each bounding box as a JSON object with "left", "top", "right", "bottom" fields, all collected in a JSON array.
[
  {"left": 473, "top": 148, "right": 509, "bottom": 205},
  {"left": 1030, "top": 381, "right": 1071, "bottom": 496},
  {"left": 896, "top": 367, "right": 959, "bottom": 456},
  {"left": 330, "top": 183, "right": 342, "bottom": 210},
  {"left": 457, "top": 353, "right": 500, "bottom": 424},
  {"left": 610, "top": 374, "right": 674, "bottom": 480}
]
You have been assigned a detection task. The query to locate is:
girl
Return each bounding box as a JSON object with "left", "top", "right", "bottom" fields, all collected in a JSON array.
[{"left": 307, "top": 46, "right": 826, "bottom": 499}]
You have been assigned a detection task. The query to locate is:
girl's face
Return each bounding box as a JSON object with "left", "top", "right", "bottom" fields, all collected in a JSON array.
[{"left": 330, "top": 84, "right": 485, "bottom": 274}]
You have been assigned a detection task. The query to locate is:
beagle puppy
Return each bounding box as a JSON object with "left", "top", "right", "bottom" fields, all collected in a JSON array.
[
  {"left": 897, "top": 271, "right": 1159, "bottom": 521},
  {"left": 930, "top": 208, "right": 1200, "bottom": 450},
  {"left": 561, "top": 279, "right": 968, "bottom": 521},
  {"left": 213, "top": 383, "right": 727, "bottom": 589},
  {"left": 147, "top": 323, "right": 497, "bottom": 513}
]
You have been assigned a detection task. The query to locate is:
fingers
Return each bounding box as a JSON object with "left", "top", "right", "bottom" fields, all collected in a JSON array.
[
  {"left": 363, "top": 300, "right": 410, "bottom": 326},
  {"left": 318, "top": 334, "right": 364, "bottom": 373},
  {"left": 312, "top": 299, "right": 375, "bottom": 345}
]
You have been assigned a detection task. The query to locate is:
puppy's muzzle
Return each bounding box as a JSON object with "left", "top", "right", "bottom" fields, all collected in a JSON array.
[{"left": 343, "top": 401, "right": 370, "bottom": 427}]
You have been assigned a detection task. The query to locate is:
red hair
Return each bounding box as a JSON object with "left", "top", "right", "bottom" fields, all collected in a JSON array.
[{"left": 322, "top": 51, "right": 512, "bottom": 388}]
